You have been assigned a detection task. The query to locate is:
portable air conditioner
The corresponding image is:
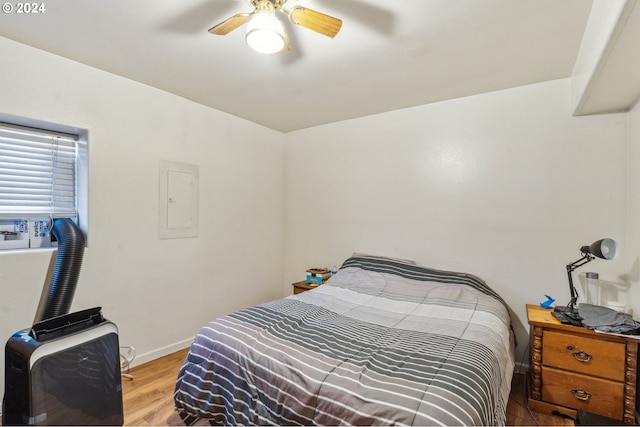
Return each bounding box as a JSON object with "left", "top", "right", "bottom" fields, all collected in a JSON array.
[
  {"left": 2, "top": 308, "right": 123, "bottom": 425},
  {"left": 2, "top": 218, "right": 124, "bottom": 426}
]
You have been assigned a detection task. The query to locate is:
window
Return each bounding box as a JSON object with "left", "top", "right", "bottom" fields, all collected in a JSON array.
[{"left": 0, "top": 115, "right": 88, "bottom": 250}]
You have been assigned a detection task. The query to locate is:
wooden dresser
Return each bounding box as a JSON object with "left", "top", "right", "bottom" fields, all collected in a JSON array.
[{"left": 527, "top": 304, "right": 640, "bottom": 423}]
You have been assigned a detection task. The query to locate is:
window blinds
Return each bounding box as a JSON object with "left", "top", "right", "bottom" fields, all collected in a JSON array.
[{"left": 0, "top": 122, "right": 78, "bottom": 220}]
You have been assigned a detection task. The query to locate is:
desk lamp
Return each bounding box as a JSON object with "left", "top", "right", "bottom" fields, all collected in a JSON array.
[{"left": 556, "top": 238, "right": 617, "bottom": 315}]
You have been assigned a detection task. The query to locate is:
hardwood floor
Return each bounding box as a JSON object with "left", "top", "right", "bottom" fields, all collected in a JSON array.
[
  {"left": 0, "top": 348, "right": 574, "bottom": 426},
  {"left": 122, "top": 348, "right": 191, "bottom": 426}
]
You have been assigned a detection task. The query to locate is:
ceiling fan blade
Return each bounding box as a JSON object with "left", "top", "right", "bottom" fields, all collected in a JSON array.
[
  {"left": 208, "top": 13, "right": 252, "bottom": 35},
  {"left": 283, "top": 29, "right": 292, "bottom": 51},
  {"left": 287, "top": 6, "right": 342, "bottom": 38}
]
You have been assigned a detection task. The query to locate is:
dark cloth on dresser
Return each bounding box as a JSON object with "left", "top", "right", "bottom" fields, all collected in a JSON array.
[{"left": 578, "top": 303, "right": 640, "bottom": 335}]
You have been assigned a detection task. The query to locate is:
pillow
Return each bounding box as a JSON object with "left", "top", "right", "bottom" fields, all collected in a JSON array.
[{"left": 350, "top": 252, "right": 417, "bottom": 265}]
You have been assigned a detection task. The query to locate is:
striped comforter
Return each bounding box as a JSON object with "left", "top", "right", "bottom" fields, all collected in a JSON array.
[{"left": 174, "top": 255, "right": 515, "bottom": 426}]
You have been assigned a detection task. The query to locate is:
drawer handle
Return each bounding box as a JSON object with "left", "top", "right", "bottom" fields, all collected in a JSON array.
[
  {"left": 572, "top": 350, "right": 592, "bottom": 363},
  {"left": 571, "top": 388, "right": 592, "bottom": 401}
]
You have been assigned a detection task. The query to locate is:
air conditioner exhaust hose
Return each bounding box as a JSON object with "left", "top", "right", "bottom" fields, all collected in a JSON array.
[{"left": 33, "top": 218, "right": 85, "bottom": 324}]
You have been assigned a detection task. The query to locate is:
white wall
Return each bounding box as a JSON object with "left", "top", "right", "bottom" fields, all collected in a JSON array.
[
  {"left": 284, "top": 79, "right": 628, "bottom": 363},
  {"left": 0, "top": 36, "right": 285, "bottom": 393},
  {"left": 627, "top": 101, "right": 640, "bottom": 316}
]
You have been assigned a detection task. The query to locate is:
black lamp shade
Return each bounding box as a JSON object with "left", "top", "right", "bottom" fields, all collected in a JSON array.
[{"left": 581, "top": 238, "right": 617, "bottom": 260}]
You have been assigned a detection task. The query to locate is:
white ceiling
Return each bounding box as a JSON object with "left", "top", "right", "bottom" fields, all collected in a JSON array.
[{"left": 0, "top": 0, "right": 595, "bottom": 132}]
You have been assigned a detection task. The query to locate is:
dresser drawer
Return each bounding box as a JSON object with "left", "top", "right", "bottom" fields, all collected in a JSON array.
[
  {"left": 542, "top": 330, "right": 625, "bottom": 381},
  {"left": 542, "top": 366, "right": 623, "bottom": 420}
]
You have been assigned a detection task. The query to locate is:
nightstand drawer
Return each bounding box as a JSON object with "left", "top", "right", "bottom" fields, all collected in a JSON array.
[
  {"left": 542, "top": 366, "right": 623, "bottom": 420},
  {"left": 543, "top": 330, "right": 625, "bottom": 381}
]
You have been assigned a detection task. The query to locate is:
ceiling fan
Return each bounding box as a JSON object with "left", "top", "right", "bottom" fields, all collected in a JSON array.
[{"left": 208, "top": 0, "right": 343, "bottom": 54}]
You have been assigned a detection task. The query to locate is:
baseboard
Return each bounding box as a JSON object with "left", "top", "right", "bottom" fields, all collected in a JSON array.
[{"left": 129, "top": 337, "right": 194, "bottom": 368}]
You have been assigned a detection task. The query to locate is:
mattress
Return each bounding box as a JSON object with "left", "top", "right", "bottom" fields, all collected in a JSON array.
[{"left": 174, "top": 254, "right": 515, "bottom": 426}]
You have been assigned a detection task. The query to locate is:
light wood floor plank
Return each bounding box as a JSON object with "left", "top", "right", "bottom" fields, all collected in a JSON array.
[{"left": 122, "top": 348, "right": 189, "bottom": 426}]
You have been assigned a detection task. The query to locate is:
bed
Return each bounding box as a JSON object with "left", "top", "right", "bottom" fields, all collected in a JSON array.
[{"left": 174, "top": 254, "right": 515, "bottom": 426}]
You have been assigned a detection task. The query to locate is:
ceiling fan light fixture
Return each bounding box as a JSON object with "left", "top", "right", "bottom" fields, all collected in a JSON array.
[{"left": 245, "top": 3, "right": 286, "bottom": 54}]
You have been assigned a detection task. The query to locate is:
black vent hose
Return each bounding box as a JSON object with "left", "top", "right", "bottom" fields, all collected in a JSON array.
[{"left": 33, "top": 218, "right": 86, "bottom": 323}]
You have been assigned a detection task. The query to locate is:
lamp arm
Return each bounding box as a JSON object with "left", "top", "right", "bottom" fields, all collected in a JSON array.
[
  {"left": 567, "top": 253, "right": 595, "bottom": 272},
  {"left": 565, "top": 253, "right": 594, "bottom": 312}
]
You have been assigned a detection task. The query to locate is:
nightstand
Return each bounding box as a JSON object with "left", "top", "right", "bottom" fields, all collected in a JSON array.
[
  {"left": 291, "top": 280, "right": 321, "bottom": 295},
  {"left": 526, "top": 304, "right": 639, "bottom": 423}
]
